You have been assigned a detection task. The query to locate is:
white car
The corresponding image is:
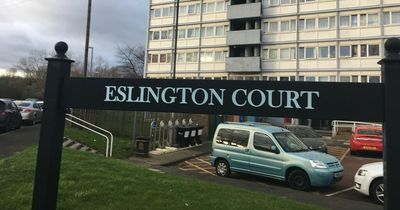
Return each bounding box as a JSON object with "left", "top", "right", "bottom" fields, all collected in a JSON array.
[
  {"left": 15, "top": 101, "right": 43, "bottom": 125},
  {"left": 354, "top": 162, "right": 383, "bottom": 204}
]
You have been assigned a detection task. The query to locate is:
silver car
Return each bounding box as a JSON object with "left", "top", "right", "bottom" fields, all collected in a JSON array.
[{"left": 15, "top": 101, "right": 43, "bottom": 125}]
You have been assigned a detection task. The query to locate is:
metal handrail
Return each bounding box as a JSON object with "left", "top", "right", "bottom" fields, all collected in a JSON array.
[
  {"left": 65, "top": 114, "right": 114, "bottom": 157},
  {"left": 331, "top": 120, "right": 382, "bottom": 137}
]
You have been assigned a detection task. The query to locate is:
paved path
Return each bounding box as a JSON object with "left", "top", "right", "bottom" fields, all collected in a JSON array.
[{"left": 0, "top": 124, "right": 40, "bottom": 159}]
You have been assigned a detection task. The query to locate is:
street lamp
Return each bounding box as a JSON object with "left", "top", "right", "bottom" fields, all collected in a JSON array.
[{"left": 83, "top": 0, "right": 92, "bottom": 77}]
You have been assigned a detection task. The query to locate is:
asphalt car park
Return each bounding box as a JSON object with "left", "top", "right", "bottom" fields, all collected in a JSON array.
[{"left": 177, "top": 145, "right": 382, "bottom": 205}]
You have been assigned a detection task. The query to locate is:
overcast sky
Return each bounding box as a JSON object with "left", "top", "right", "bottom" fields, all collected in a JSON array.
[{"left": 0, "top": 0, "right": 148, "bottom": 71}]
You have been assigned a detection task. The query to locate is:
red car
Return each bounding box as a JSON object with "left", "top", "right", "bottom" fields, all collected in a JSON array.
[{"left": 350, "top": 126, "right": 383, "bottom": 155}]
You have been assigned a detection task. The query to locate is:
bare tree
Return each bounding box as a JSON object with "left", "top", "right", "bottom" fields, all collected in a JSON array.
[
  {"left": 15, "top": 50, "right": 48, "bottom": 97},
  {"left": 116, "top": 45, "right": 145, "bottom": 78}
]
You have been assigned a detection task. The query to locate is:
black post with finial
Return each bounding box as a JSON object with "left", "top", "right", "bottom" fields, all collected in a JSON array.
[
  {"left": 379, "top": 37, "right": 400, "bottom": 210},
  {"left": 32, "top": 42, "right": 74, "bottom": 210}
]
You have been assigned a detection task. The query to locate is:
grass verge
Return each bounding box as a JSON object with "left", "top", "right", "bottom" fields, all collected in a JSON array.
[
  {"left": 0, "top": 147, "right": 325, "bottom": 210},
  {"left": 64, "top": 126, "right": 134, "bottom": 159}
]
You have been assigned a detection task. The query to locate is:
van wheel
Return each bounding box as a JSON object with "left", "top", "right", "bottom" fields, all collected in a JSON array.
[
  {"left": 215, "top": 159, "right": 230, "bottom": 177},
  {"left": 288, "top": 169, "right": 310, "bottom": 191},
  {"left": 370, "top": 179, "right": 384, "bottom": 205}
]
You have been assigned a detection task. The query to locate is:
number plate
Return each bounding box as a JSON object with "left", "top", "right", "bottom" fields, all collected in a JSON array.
[
  {"left": 334, "top": 171, "right": 343, "bottom": 178},
  {"left": 363, "top": 146, "right": 376, "bottom": 150}
]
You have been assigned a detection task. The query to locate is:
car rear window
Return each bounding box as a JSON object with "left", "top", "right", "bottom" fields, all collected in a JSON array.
[
  {"left": 18, "top": 103, "right": 31, "bottom": 107},
  {"left": 286, "top": 127, "right": 320, "bottom": 138},
  {"left": 357, "top": 129, "right": 382, "bottom": 136}
]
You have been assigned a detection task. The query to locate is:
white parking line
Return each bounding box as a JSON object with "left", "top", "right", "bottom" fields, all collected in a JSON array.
[
  {"left": 325, "top": 186, "right": 354, "bottom": 197},
  {"left": 339, "top": 148, "right": 350, "bottom": 162},
  {"left": 184, "top": 161, "right": 216, "bottom": 176},
  {"left": 195, "top": 158, "right": 211, "bottom": 165}
]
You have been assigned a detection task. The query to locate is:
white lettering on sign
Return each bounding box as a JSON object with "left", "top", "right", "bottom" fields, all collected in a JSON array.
[{"left": 104, "top": 86, "right": 320, "bottom": 110}]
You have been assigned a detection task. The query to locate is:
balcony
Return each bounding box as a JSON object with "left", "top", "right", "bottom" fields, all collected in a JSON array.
[
  {"left": 226, "top": 57, "right": 261, "bottom": 72},
  {"left": 227, "top": 29, "right": 261, "bottom": 45},
  {"left": 227, "top": 2, "right": 262, "bottom": 20}
]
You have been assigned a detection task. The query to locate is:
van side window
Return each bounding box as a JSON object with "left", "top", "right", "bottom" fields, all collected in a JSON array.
[
  {"left": 216, "top": 128, "right": 250, "bottom": 148},
  {"left": 253, "top": 132, "right": 277, "bottom": 153}
]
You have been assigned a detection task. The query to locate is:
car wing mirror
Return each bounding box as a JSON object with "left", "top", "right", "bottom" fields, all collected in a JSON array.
[{"left": 271, "top": 145, "right": 280, "bottom": 154}]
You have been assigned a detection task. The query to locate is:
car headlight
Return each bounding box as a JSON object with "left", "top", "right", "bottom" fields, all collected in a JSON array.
[
  {"left": 310, "top": 160, "right": 327, "bottom": 169},
  {"left": 357, "top": 169, "right": 368, "bottom": 176}
]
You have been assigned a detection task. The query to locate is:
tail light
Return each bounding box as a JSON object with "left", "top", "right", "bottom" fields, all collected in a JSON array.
[
  {"left": 0, "top": 111, "right": 6, "bottom": 116},
  {"left": 22, "top": 109, "right": 32, "bottom": 113}
]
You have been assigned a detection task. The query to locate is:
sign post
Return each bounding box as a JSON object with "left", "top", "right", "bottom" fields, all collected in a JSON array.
[
  {"left": 32, "top": 42, "right": 74, "bottom": 210},
  {"left": 379, "top": 38, "right": 400, "bottom": 210}
]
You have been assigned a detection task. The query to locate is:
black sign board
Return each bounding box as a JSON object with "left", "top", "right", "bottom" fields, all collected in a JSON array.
[
  {"left": 63, "top": 78, "right": 384, "bottom": 122},
  {"left": 32, "top": 39, "right": 400, "bottom": 210}
]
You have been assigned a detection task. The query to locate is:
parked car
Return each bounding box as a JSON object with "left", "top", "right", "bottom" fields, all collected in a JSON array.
[
  {"left": 350, "top": 126, "right": 383, "bottom": 155},
  {"left": 15, "top": 100, "right": 43, "bottom": 125},
  {"left": 283, "top": 125, "right": 328, "bottom": 153},
  {"left": 354, "top": 162, "right": 383, "bottom": 205},
  {"left": 0, "top": 98, "right": 22, "bottom": 132},
  {"left": 210, "top": 122, "right": 344, "bottom": 191}
]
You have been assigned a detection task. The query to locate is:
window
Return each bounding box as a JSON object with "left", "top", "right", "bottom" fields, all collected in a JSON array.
[
  {"left": 178, "top": 29, "right": 186, "bottom": 38},
  {"left": 270, "top": 0, "right": 279, "bottom": 6},
  {"left": 281, "top": 21, "right": 290, "bottom": 32},
  {"left": 351, "top": 15, "right": 358, "bottom": 27},
  {"left": 318, "top": 46, "right": 329, "bottom": 58},
  {"left": 298, "top": 76, "right": 305, "bottom": 81},
  {"left": 153, "top": 31, "right": 160, "bottom": 40},
  {"left": 161, "top": 30, "right": 168, "bottom": 39},
  {"left": 269, "top": 22, "right": 279, "bottom": 32},
  {"left": 269, "top": 77, "right": 278, "bottom": 81},
  {"left": 186, "top": 52, "right": 198, "bottom": 62},
  {"left": 215, "top": 51, "right": 224, "bottom": 61},
  {"left": 305, "top": 47, "right": 315, "bottom": 59},
  {"left": 340, "top": 16, "right": 350, "bottom": 27},
  {"left": 368, "top": 44, "right": 380, "bottom": 56},
  {"left": 253, "top": 133, "right": 277, "bottom": 152},
  {"left": 351, "top": 75, "right": 358, "bottom": 83},
  {"left": 200, "top": 52, "right": 213, "bottom": 62},
  {"left": 162, "top": 7, "right": 170, "bottom": 17},
  {"left": 340, "top": 76, "right": 350, "bottom": 82},
  {"left": 361, "top": 75, "right": 368, "bottom": 83},
  {"left": 384, "top": 12, "right": 390, "bottom": 25},
  {"left": 290, "top": 20, "right": 297, "bottom": 31},
  {"left": 306, "top": 76, "right": 315, "bottom": 82},
  {"left": 290, "top": 47, "right": 297, "bottom": 59},
  {"left": 151, "top": 54, "right": 159, "bottom": 63},
  {"left": 215, "top": 26, "right": 224, "bottom": 36},
  {"left": 340, "top": 46, "right": 350, "bottom": 57},
  {"left": 206, "top": 27, "right": 214, "bottom": 37},
  {"left": 393, "top": 12, "right": 400, "bottom": 24},
  {"left": 280, "top": 77, "right": 289, "bottom": 81},
  {"left": 351, "top": 45, "right": 358, "bottom": 57},
  {"left": 187, "top": 28, "right": 196, "bottom": 38},
  {"left": 368, "top": 13, "right": 379, "bottom": 26},
  {"left": 318, "top": 17, "right": 329, "bottom": 29},
  {"left": 360, "top": 44, "right": 367, "bottom": 57},
  {"left": 306, "top": 19, "right": 315, "bottom": 30},
  {"left": 207, "top": 2, "right": 215, "bottom": 13},
  {"left": 280, "top": 48, "right": 290, "bottom": 60},
  {"left": 215, "top": 129, "right": 250, "bottom": 148},
  {"left": 159, "top": 54, "right": 167, "bottom": 63},
  {"left": 188, "top": 4, "right": 197, "bottom": 15},
  {"left": 318, "top": 76, "right": 329, "bottom": 82},
  {"left": 154, "top": 9, "right": 161, "bottom": 17},
  {"left": 360, "top": 14, "right": 367, "bottom": 26},
  {"left": 270, "top": 49, "right": 278, "bottom": 60},
  {"left": 329, "top": 46, "right": 336, "bottom": 58},
  {"left": 216, "top": 2, "right": 225, "bottom": 11},
  {"left": 329, "top": 16, "right": 336, "bottom": 28},
  {"left": 298, "top": 19, "right": 305, "bottom": 31},
  {"left": 298, "top": 47, "right": 305, "bottom": 59},
  {"left": 177, "top": 53, "right": 185, "bottom": 63},
  {"left": 369, "top": 76, "right": 380, "bottom": 83},
  {"left": 281, "top": 0, "right": 291, "bottom": 4},
  {"left": 179, "top": 5, "right": 187, "bottom": 16}
]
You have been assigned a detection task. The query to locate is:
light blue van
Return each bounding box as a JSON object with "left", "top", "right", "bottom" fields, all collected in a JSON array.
[{"left": 210, "top": 122, "right": 344, "bottom": 190}]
